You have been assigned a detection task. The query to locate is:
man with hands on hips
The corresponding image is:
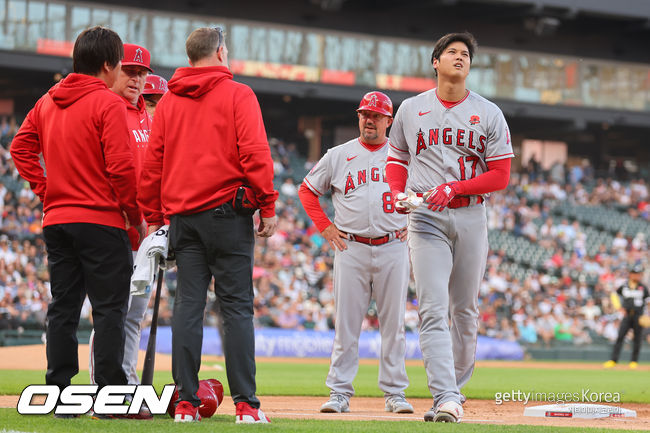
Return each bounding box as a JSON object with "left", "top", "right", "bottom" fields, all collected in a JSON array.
[{"left": 299, "top": 91, "right": 413, "bottom": 415}]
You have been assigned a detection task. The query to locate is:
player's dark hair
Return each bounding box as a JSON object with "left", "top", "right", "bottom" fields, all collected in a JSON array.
[
  {"left": 431, "top": 32, "right": 477, "bottom": 77},
  {"left": 73, "top": 26, "right": 123, "bottom": 75},
  {"left": 186, "top": 27, "right": 225, "bottom": 64}
]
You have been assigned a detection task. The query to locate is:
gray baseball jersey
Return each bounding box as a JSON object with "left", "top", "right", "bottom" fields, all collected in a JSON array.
[
  {"left": 387, "top": 89, "right": 513, "bottom": 194},
  {"left": 305, "top": 138, "right": 407, "bottom": 236},
  {"left": 304, "top": 138, "right": 410, "bottom": 399},
  {"left": 387, "top": 88, "right": 513, "bottom": 407}
]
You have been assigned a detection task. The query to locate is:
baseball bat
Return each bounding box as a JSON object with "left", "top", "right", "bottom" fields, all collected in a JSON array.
[{"left": 140, "top": 257, "right": 164, "bottom": 385}]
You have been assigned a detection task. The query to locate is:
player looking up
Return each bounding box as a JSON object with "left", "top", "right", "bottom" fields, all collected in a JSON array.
[
  {"left": 386, "top": 32, "right": 514, "bottom": 423},
  {"left": 299, "top": 91, "right": 413, "bottom": 415}
]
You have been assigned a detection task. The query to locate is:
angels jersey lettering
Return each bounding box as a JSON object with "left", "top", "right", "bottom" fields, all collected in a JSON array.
[
  {"left": 387, "top": 89, "right": 514, "bottom": 194},
  {"left": 304, "top": 138, "right": 406, "bottom": 237}
]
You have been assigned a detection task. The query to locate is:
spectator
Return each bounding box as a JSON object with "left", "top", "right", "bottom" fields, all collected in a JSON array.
[
  {"left": 518, "top": 318, "right": 537, "bottom": 344},
  {"left": 280, "top": 178, "right": 298, "bottom": 197}
]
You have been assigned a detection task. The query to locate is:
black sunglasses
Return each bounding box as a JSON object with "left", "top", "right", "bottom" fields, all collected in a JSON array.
[{"left": 214, "top": 27, "right": 224, "bottom": 49}]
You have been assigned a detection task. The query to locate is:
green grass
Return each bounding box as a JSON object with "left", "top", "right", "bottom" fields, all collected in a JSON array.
[
  {"left": 0, "top": 410, "right": 644, "bottom": 433},
  {"left": 1, "top": 361, "right": 648, "bottom": 403},
  {"left": 1, "top": 360, "right": 648, "bottom": 433}
]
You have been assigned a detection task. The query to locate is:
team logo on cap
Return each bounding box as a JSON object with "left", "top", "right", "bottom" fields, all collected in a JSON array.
[
  {"left": 469, "top": 115, "right": 480, "bottom": 125},
  {"left": 368, "top": 94, "right": 377, "bottom": 107},
  {"left": 133, "top": 48, "right": 144, "bottom": 63},
  {"left": 158, "top": 77, "right": 165, "bottom": 90}
]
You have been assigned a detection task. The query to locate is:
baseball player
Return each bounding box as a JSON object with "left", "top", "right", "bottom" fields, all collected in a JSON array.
[
  {"left": 299, "top": 91, "right": 413, "bottom": 414},
  {"left": 88, "top": 44, "right": 154, "bottom": 399},
  {"left": 385, "top": 32, "right": 513, "bottom": 423},
  {"left": 142, "top": 74, "right": 168, "bottom": 116},
  {"left": 604, "top": 263, "right": 649, "bottom": 369}
]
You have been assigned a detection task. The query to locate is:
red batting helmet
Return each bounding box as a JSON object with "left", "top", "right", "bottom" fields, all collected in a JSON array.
[
  {"left": 166, "top": 379, "right": 224, "bottom": 419},
  {"left": 143, "top": 74, "right": 168, "bottom": 95},
  {"left": 204, "top": 378, "right": 225, "bottom": 405},
  {"left": 357, "top": 91, "right": 393, "bottom": 117},
  {"left": 122, "top": 43, "right": 153, "bottom": 73}
]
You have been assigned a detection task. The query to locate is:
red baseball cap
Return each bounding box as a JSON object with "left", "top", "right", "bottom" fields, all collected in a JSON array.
[
  {"left": 143, "top": 75, "right": 168, "bottom": 95},
  {"left": 122, "top": 43, "right": 153, "bottom": 73}
]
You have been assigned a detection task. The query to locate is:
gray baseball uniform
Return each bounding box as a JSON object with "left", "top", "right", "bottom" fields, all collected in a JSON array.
[
  {"left": 304, "top": 138, "right": 410, "bottom": 399},
  {"left": 387, "top": 89, "right": 513, "bottom": 407}
]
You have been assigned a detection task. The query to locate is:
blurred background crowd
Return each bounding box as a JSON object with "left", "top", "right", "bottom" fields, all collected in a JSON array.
[{"left": 0, "top": 115, "right": 648, "bottom": 350}]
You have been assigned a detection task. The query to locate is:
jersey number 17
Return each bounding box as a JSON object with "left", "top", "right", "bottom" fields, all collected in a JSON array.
[{"left": 458, "top": 156, "right": 480, "bottom": 180}]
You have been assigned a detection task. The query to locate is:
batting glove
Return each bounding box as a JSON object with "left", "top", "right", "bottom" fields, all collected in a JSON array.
[
  {"left": 424, "top": 182, "right": 458, "bottom": 211},
  {"left": 394, "top": 189, "right": 423, "bottom": 214}
]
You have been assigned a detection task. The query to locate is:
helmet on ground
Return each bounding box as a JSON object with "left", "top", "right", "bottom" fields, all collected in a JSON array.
[
  {"left": 357, "top": 91, "right": 393, "bottom": 117},
  {"left": 196, "top": 379, "right": 219, "bottom": 418},
  {"left": 204, "top": 378, "right": 225, "bottom": 405},
  {"left": 165, "top": 379, "right": 224, "bottom": 419}
]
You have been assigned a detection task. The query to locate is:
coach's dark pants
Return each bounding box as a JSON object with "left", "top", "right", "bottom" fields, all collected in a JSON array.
[
  {"left": 43, "top": 223, "right": 131, "bottom": 389},
  {"left": 169, "top": 203, "right": 259, "bottom": 408},
  {"left": 611, "top": 311, "right": 643, "bottom": 362}
]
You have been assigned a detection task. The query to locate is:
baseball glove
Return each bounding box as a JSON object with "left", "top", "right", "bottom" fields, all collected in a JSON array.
[
  {"left": 394, "top": 189, "right": 423, "bottom": 214},
  {"left": 639, "top": 315, "right": 650, "bottom": 328}
]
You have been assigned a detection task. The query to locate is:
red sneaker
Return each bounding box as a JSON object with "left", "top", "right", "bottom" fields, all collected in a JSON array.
[
  {"left": 235, "top": 402, "right": 270, "bottom": 424},
  {"left": 174, "top": 401, "right": 201, "bottom": 423}
]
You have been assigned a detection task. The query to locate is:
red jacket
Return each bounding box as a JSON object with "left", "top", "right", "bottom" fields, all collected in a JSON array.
[
  {"left": 124, "top": 95, "right": 153, "bottom": 248},
  {"left": 139, "top": 66, "right": 277, "bottom": 225},
  {"left": 124, "top": 94, "right": 152, "bottom": 181},
  {"left": 10, "top": 73, "right": 140, "bottom": 229}
]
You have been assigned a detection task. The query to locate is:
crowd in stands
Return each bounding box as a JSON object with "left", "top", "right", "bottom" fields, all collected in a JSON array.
[{"left": 0, "top": 116, "right": 648, "bottom": 351}]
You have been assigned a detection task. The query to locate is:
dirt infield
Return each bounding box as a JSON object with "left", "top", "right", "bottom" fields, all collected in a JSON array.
[
  {"left": 1, "top": 345, "right": 648, "bottom": 429},
  {"left": 1, "top": 394, "right": 648, "bottom": 430},
  {"left": 0, "top": 344, "right": 174, "bottom": 371}
]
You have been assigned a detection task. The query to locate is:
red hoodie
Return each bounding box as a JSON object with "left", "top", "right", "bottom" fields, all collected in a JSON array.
[
  {"left": 123, "top": 94, "right": 153, "bottom": 248},
  {"left": 123, "top": 94, "right": 152, "bottom": 181},
  {"left": 10, "top": 73, "right": 140, "bottom": 229},
  {"left": 139, "top": 66, "right": 278, "bottom": 225}
]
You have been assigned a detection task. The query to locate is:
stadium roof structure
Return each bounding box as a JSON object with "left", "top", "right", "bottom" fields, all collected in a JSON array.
[
  {"left": 81, "top": 0, "right": 650, "bottom": 63},
  {"left": 1, "top": 0, "right": 649, "bottom": 166}
]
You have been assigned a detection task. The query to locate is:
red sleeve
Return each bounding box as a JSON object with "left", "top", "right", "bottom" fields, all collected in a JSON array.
[
  {"left": 102, "top": 101, "right": 141, "bottom": 226},
  {"left": 10, "top": 105, "right": 47, "bottom": 202},
  {"left": 138, "top": 100, "right": 166, "bottom": 225},
  {"left": 298, "top": 182, "right": 332, "bottom": 233},
  {"left": 235, "top": 86, "right": 279, "bottom": 218},
  {"left": 385, "top": 156, "right": 408, "bottom": 197},
  {"left": 454, "top": 158, "right": 511, "bottom": 195}
]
